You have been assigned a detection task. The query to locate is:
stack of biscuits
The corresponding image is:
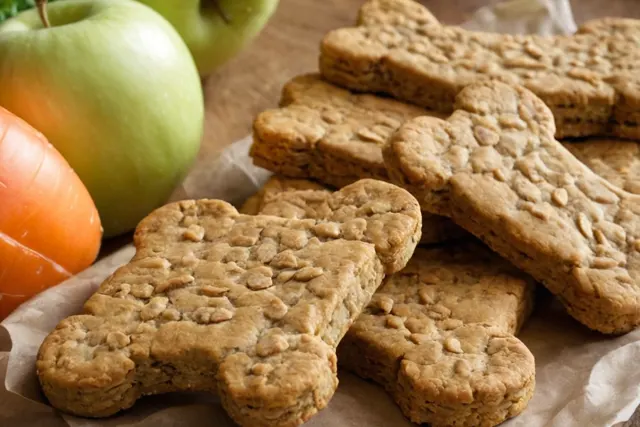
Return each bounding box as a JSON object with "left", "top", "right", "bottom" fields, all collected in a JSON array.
[{"left": 34, "top": 1, "right": 640, "bottom": 426}]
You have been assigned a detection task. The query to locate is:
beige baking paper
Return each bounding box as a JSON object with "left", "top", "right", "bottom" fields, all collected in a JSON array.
[{"left": 4, "top": 2, "right": 640, "bottom": 426}]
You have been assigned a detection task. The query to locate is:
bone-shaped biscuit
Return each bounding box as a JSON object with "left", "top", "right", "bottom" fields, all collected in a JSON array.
[
  {"left": 339, "top": 243, "right": 536, "bottom": 427},
  {"left": 241, "top": 175, "right": 467, "bottom": 246},
  {"left": 320, "top": 0, "right": 640, "bottom": 139},
  {"left": 248, "top": 183, "right": 537, "bottom": 426},
  {"left": 36, "top": 179, "right": 422, "bottom": 426},
  {"left": 384, "top": 80, "right": 640, "bottom": 334},
  {"left": 250, "top": 74, "right": 466, "bottom": 245}
]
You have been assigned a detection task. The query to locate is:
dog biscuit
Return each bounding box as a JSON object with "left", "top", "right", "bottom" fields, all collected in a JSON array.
[
  {"left": 384, "top": 80, "right": 640, "bottom": 334},
  {"left": 250, "top": 74, "right": 466, "bottom": 245},
  {"left": 249, "top": 188, "right": 537, "bottom": 426},
  {"left": 36, "top": 179, "right": 421, "bottom": 426},
  {"left": 321, "top": 0, "right": 640, "bottom": 139}
]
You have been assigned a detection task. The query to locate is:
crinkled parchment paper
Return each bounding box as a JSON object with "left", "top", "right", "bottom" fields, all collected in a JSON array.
[{"left": 5, "top": 2, "right": 640, "bottom": 426}]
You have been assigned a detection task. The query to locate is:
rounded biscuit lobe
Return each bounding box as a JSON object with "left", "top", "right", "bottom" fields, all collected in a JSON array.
[
  {"left": 384, "top": 80, "right": 640, "bottom": 334},
  {"left": 383, "top": 116, "right": 460, "bottom": 213},
  {"left": 337, "top": 244, "right": 536, "bottom": 427},
  {"left": 36, "top": 181, "right": 421, "bottom": 424},
  {"left": 218, "top": 335, "right": 337, "bottom": 427},
  {"left": 326, "top": 179, "right": 422, "bottom": 272},
  {"left": 37, "top": 315, "right": 139, "bottom": 417},
  {"left": 398, "top": 327, "right": 535, "bottom": 427},
  {"left": 320, "top": 0, "right": 640, "bottom": 139}
]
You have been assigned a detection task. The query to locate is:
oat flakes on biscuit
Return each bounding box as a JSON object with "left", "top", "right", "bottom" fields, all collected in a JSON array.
[
  {"left": 320, "top": 0, "right": 640, "bottom": 139},
  {"left": 565, "top": 139, "right": 640, "bottom": 195},
  {"left": 339, "top": 243, "right": 536, "bottom": 427},
  {"left": 36, "top": 179, "right": 421, "bottom": 427},
  {"left": 250, "top": 74, "right": 465, "bottom": 245},
  {"left": 384, "top": 80, "right": 640, "bottom": 334}
]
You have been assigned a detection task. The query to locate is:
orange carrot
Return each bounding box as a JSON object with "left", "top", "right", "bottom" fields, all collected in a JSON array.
[{"left": 0, "top": 106, "right": 102, "bottom": 319}]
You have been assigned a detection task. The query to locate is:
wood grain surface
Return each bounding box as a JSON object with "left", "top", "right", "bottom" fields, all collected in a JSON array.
[{"left": 103, "top": 2, "right": 640, "bottom": 425}]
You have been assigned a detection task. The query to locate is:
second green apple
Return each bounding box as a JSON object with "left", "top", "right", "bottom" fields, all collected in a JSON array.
[
  {"left": 0, "top": 0, "right": 204, "bottom": 237},
  {"left": 137, "top": 0, "right": 279, "bottom": 76}
]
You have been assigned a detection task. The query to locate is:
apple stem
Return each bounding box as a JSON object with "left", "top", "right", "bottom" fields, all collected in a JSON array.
[
  {"left": 36, "top": 0, "right": 51, "bottom": 28},
  {"left": 212, "top": 0, "right": 231, "bottom": 24}
]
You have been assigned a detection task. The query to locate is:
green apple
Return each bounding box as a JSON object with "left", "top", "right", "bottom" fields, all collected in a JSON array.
[
  {"left": 0, "top": 0, "right": 204, "bottom": 237},
  {"left": 137, "top": 0, "right": 279, "bottom": 77}
]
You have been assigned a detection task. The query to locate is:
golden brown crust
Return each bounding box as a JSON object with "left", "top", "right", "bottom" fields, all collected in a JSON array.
[
  {"left": 384, "top": 80, "right": 640, "bottom": 334},
  {"left": 36, "top": 179, "right": 421, "bottom": 426},
  {"left": 320, "top": 0, "right": 640, "bottom": 139}
]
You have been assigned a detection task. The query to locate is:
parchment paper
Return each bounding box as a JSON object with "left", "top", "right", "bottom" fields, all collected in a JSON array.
[{"left": 5, "top": 2, "right": 640, "bottom": 426}]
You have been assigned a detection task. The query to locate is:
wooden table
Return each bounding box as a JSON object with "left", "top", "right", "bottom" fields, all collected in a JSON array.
[{"left": 106, "top": 1, "right": 640, "bottom": 425}]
